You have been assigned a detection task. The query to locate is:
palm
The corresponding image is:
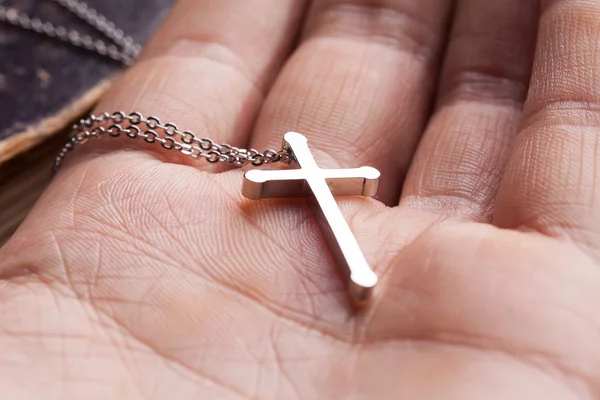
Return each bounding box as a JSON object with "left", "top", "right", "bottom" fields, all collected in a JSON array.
[
  {"left": 0, "top": 159, "right": 594, "bottom": 399},
  {"left": 2, "top": 0, "right": 600, "bottom": 399}
]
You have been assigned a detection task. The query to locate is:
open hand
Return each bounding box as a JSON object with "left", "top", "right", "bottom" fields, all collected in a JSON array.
[{"left": 1, "top": 0, "right": 599, "bottom": 398}]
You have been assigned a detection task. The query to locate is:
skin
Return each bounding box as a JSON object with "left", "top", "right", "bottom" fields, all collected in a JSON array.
[{"left": 1, "top": 0, "right": 599, "bottom": 398}]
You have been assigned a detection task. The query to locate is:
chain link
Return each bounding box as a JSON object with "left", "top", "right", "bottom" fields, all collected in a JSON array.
[
  {"left": 54, "top": 112, "right": 292, "bottom": 171},
  {"left": 0, "top": 0, "right": 140, "bottom": 66},
  {"left": 0, "top": 1, "right": 288, "bottom": 170}
]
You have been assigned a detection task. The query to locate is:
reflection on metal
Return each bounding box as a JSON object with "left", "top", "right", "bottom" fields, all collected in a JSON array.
[{"left": 243, "top": 132, "right": 380, "bottom": 304}]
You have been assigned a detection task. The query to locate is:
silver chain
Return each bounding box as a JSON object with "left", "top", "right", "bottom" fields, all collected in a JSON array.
[
  {"left": 0, "top": 0, "right": 140, "bottom": 66},
  {"left": 0, "top": 0, "right": 291, "bottom": 169},
  {"left": 53, "top": 112, "right": 292, "bottom": 171}
]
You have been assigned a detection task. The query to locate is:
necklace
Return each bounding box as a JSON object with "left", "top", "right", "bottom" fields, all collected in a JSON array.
[
  {"left": 2, "top": 1, "right": 381, "bottom": 305},
  {"left": 0, "top": 0, "right": 141, "bottom": 66},
  {"left": 55, "top": 113, "right": 381, "bottom": 304}
]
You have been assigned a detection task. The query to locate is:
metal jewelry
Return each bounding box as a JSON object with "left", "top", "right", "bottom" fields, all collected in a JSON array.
[
  {"left": 2, "top": 0, "right": 381, "bottom": 304},
  {"left": 0, "top": 0, "right": 141, "bottom": 66}
]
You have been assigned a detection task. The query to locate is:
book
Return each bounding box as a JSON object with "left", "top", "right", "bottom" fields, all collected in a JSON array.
[{"left": 0, "top": 0, "right": 173, "bottom": 163}]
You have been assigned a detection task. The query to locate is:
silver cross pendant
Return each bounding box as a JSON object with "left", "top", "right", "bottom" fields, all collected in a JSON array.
[{"left": 242, "top": 132, "right": 380, "bottom": 304}]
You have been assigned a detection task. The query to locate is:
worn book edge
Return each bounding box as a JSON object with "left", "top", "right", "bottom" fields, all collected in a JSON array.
[{"left": 0, "top": 77, "right": 114, "bottom": 163}]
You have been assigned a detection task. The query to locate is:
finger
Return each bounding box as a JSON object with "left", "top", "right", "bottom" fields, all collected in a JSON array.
[
  {"left": 400, "top": 0, "right": 539, "bottom": 220},
  {"left": 64, "top": 0, "right": 307, "bottom": 171},
  {"left": 250, "top": 0, "right": 453, "bottom": 205},
  {"left": 494, "top": 0, "right": 600, "bottom": 260}
]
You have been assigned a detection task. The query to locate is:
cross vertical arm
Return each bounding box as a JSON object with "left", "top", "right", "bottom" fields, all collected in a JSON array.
[{"left": 242, "top": 132, "right": 380, "bottom": 303}]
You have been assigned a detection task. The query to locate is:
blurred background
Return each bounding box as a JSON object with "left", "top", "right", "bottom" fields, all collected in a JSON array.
[{"left": 0, "top": 0, "right": 173, "bottom": 244}]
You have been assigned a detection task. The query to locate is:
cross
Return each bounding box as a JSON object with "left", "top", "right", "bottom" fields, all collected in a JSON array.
[{"left": 242, "top": 132, "right": 380, "bottom": 303}]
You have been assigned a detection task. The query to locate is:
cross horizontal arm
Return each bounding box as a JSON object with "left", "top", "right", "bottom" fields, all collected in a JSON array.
[{"left": 242, "top": 166, "right": 380, "bottom": 200}]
